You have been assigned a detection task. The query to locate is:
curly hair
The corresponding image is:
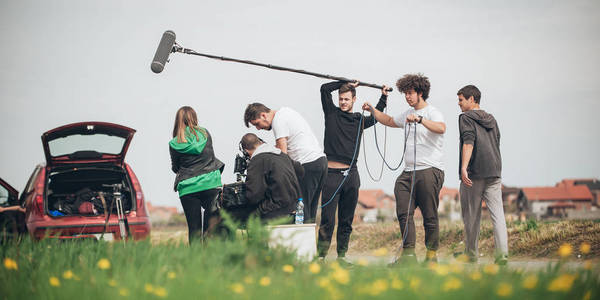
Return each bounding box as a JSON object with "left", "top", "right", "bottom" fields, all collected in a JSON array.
[{"left": 396, "top": 73, "right": 431, "bottom": 100}]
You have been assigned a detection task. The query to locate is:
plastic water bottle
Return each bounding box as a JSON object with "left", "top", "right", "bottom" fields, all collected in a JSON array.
[{"left": 295, "top": 198, "right": 304, "bottom": 224}]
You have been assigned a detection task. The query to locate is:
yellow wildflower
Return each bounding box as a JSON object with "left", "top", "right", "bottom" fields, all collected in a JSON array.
[
  {"left": 259, "top": 276, "right": 271, "bottom": 286},
  {"left": 153, "top": 286, "right": 168, "bottom": 297},
  {"left": 496, "top": 282, "right": 513, "bottom": 297},
  {"left": 230, "top": 283, "right": 244, "bottom": 294},
  {"left": 49, "top": 276, "right": 61, "bottom": 287},
  {"left": 580, "top": 242, "right": 591, "bottom": 255},
  {"left": 548, "top": 273, "right": 577, "bottom": 292},
  {"left": 243, "top": 276, "right": 254, "bottom": 284},
  {"left": 583, "top": 291, "right": 591, "bottom": 300},
  {"left": 409, "top": 277, "right": 421, "bottom": 290},
  {"left": 167, "top": 271, "right": 176, "bottom": 279},
  {"left": 331, "top": 267, "right": 350, "bottom": 285},
  {"left": 282, "top": 264, "right": 294, "bottom": 273},
  {"left": 522, "top": 275, "right": 538, "bottom": 290},
  {"left": 391, "top": 278, "right": 404, "bottom": 290},
  {"left": 119, "top": 288, "right": 129, "bottom": 297},
  {"left": 62, "top": 270, "right": 74, "bottom": 280},
  {"left": 583, "top": 261, "right": 593, "bottom": 271},
  {"left": 373, "top": 247, "right": 389, "bottom": 257},
  {"left": 357, "top": 258, "right": 369, "bottom": 266},
  {"left": 368, "top": 279, "right": 389, "bottom": 296},
  {"left": 449, "top": 262, "right": 464, "bottom": 273},
  {"left": 318, "top": 277, "right": 331, "bottom": 288},
  {"left": 455, "top": 254, "right": 469, "bottom": 263},
  {"left": 558, "top": 243, "right": 573, "bottom": 258},
  {"left": 3, "top": 258, "right": 18, "bottom": 270},
  {"left": 469, "top": 271, "right": 482, "bottom": 281},
  {"left": 442, "top": 277, "right": 462, "bottom": 291},
  {"left": 108, "top": 279, "right": 118, "bottom": 287},
  {"left": 483, "top": 264, "right": 499, "bottom": 275},
  {"left": 97, "top": 258, "right": 111, "bottom": 270},
  {"left": 430, "top": 263, "right": 449, "bottom": 276},
  {"left": 144, "top": 283, "right": 154, "bottom": 293},
  {"left": 309, "top": 262, "right": 321, "bottom": 274}
]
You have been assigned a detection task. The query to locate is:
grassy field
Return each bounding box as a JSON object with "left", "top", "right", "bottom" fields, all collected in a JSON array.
[{"left": 1, "top": 219, "right": 599, "bottom": 300}]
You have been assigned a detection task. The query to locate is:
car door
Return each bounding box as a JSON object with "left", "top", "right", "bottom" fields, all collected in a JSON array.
[{"left": 0, "top": 177, "right": 26, "bottom": 241}]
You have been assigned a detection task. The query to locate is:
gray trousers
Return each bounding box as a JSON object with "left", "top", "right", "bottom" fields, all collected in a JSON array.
[{"left": 459, "top": 177, "right": 508, "bottom": 257}]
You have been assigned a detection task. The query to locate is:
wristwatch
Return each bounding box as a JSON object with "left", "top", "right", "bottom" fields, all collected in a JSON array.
[{"left": 418, "top": 116, "right": 423, "bottom": 124}]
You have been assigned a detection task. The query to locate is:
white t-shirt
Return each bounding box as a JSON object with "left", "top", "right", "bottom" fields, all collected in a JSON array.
[
  {"left": 271, "top": 107, "right": 325, "bottom": 164},
  {"left": 393, "top": 104, "right": 445, "bottom": 171}
]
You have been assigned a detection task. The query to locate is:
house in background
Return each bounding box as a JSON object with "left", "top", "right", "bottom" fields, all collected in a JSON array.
[
  {"left": 147, "top": 202, "right": 180, "bottom": 225},
  {"left": 517, "top": 179, "right": 594, "bottom": 219},
  {"left": 571, "top": 178, "right": 600, "bottom": 207},
  {"left": 439, "top": 187, "right": 460, "bottom": 221},
  {"left": 356, "top": 189, "right": 395, "bottom": 223}
]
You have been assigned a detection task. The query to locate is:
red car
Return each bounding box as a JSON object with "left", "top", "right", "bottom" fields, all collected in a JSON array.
[{"left": 1, "top": 122, "right": 151, "bottom": 241}]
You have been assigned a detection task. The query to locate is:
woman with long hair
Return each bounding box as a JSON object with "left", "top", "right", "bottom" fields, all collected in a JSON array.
[{"left": 169, "top": 106, "right": 224, "bottom": 244}]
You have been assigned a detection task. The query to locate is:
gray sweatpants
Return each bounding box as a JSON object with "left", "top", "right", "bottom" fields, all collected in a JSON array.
[{"left": 459, "top": 177, "right": 508, "bottom": 257}]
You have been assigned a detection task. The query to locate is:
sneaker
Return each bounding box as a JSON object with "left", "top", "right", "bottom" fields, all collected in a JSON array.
[
  {"left": 388, "top": 254, "right": 418, "bottom": 267},
  {"left": 494, "top": 254, "right": 508, "bottom": 266},
  {"left": 453, "top": 251, "right": 477, "bottom": 263},
  {"left": 336, "top": 257, "right": 354, "bottom": 268},
  {"left": 424, "top": 250, "right": 438, "bottom": 263}
]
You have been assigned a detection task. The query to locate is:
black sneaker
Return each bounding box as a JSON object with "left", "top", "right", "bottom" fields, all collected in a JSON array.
[{"left": 453, "top": 251, "right": 477, "bottom": 263}]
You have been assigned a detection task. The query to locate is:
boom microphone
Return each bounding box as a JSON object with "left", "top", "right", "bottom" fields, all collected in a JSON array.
[{"left": 150, "top": 30, "right": 176, "bottom": 73}]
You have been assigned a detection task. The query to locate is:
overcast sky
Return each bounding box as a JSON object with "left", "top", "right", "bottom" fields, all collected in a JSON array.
[{"left": 1, "top": 0, "right": 599, "bottom": 209}]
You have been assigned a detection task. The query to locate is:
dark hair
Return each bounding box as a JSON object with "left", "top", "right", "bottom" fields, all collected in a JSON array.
[
  {"left": 457, "top": 85, "right": 481, "bottom": 104},
  {"left": 339, "top": 83, "right": 356, "bottom": 97},
  {"left": 244, "top": 103, "right": 271, "bottom": 127},
  {"left": 396, "top": 73, "right": 431, "bottom": 100},
  {"left": 240, "top": 133, "right": 263, "bottom": 151}
]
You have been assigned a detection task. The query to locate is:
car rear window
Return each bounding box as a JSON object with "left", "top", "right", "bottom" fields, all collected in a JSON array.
[{"left": 48, "top": 134, "right": 126, "bottom": 157}]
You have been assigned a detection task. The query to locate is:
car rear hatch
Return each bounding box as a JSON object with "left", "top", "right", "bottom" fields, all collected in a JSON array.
[{"left": 42, "top": 122, "right": 136, "bottom": 167}]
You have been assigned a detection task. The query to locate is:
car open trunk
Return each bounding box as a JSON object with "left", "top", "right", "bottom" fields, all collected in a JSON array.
[{"left": 46, "top": 166, "right": 134, "bottom": 217}]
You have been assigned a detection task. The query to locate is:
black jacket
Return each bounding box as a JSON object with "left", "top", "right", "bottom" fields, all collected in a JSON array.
[
  {"left": 169, "top": 129, "right": 224, "bottom": 191},
  {"left": 245, "top": 145, "right": 303, "bottom": 220},
  {"left": 459, "top": 109, "right": 502, "bottom": 179},
  {"left": 321, "top": 81, "right": 387, "bottom": 165}
]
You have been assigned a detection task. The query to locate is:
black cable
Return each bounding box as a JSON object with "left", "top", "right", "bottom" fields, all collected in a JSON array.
[
  {"left": 362, "top": 111, "right": 387, "bottom": 182},
  {"left": 320, "top": 114, "right": 364, "bottom": 208}
]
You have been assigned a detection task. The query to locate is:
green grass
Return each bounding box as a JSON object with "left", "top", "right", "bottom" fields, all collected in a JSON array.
[{"left": 1, "top": 219, "right": 599, "bottom": 300}]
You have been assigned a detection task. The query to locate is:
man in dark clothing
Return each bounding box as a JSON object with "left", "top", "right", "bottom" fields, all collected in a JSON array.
[
  {"left": 317, "top": 81, "right": 388, "bottom": 263},
  {"left": 457, "top": 85, "right": 508, "bottom": 265},
  {"left": 241, "top": 133, "right": 304, "bottom": 221}
]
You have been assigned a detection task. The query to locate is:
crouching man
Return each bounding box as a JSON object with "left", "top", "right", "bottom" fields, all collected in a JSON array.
[{"left": 241, "top": 133, "right": 304, "bottom": 222}]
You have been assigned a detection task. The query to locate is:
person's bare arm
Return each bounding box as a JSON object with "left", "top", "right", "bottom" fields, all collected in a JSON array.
[
  {"left": 406, "top": 114, "right": 446, "bottom": 134},
  {"left": 275, "top": 137, "right": 288, "bottom": 154},
  {"left": 362, "top": 102, "right": 399, "bottom": 128},
  {"left": 461, "top": 143, "right": 474, "bottom": 187}
]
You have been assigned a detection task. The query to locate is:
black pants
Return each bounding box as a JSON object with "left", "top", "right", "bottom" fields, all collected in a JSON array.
[
  {"left": 317, "top": 167, "right": 360, "bottom": 257},
  {"left": 300, "top": 156, "right": 328, "bottom": 223},
  {"left": 394, "top": 167, "right": 444, "bottom": 251},
  {"left": 180, "top": 188, "right": 220, "bottom": 244}
]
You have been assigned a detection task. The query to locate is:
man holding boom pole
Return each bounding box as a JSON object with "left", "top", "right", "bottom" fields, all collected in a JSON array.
[{"left": 316, "top": 81, "right": 388, "bottom": 264}]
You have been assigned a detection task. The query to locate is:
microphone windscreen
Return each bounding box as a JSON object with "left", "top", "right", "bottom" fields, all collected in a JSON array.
[{"left": 151, "top": 30, "right": 176, "bottom": 73}]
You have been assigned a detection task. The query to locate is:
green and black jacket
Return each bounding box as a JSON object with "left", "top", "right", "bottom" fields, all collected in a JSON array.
[{"left": 169, "top": 127, "right": 224, "bottom": 197}]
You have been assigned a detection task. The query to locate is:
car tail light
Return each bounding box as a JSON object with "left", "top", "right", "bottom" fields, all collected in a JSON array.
[{"left": 125, "top": 164, "right": 148, "bottom": 216}]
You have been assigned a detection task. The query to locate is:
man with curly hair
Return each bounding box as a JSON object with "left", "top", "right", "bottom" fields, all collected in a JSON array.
[{"left": 363, "top": 73, "right": 445, "bottom": 264}]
